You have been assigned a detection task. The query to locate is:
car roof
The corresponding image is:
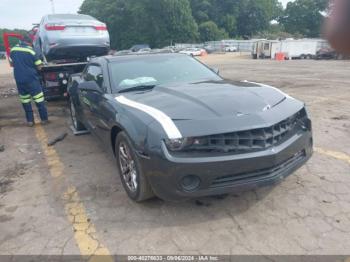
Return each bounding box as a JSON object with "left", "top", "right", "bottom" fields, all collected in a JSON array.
[{"left": 103, "top": 52, "right": 186, "bottom": 63}]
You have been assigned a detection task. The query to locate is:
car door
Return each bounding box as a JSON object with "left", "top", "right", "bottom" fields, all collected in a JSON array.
[
  {"left": 79, "top": 63, "right": 113, "bottom": 144},
  {"left": 78, "top": 64, "right": 103, "bottom": 131}
]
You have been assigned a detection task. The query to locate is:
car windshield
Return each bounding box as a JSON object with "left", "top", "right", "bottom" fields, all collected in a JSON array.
[{"left": 109, "top": 54, "right": 222, "bottom": 93}]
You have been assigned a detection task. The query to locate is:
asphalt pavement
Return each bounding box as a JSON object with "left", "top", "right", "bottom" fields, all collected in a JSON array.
[{"left": 0, "top": 56, "right": 350, "bottom": 256}]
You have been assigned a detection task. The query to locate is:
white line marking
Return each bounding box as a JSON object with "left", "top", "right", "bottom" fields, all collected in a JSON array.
[
  {"left": 116, "top": 96, "right": 182, "bottom": 139},
  {"left": 242, "top": 80, "right": 293, "bottom": 99}
]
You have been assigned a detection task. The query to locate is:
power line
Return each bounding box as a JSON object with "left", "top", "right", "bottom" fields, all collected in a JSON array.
[{"left": 49, "top": 0, "right": 55, "bottom": 14}]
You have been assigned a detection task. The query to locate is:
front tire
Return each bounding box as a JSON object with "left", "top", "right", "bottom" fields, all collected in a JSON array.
[
  {"left": 115, "top": 132, "right": 154, "bottom": 202},
  {"left": 69, "top": 98, "right": 85, "bottom": 131}
]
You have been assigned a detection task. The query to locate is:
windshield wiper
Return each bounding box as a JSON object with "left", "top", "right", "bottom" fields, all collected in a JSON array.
[{"left": 118, "top": 85, "right": 156, "bottom": 93}]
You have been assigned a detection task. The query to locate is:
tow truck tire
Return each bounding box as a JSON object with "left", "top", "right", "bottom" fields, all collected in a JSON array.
[{"left": 69, "top": 98, "right": 85, "bottom": 131}]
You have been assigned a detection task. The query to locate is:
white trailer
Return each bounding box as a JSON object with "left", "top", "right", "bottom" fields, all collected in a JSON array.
[
  {"left": 280, "top": 39, "right": 324, "bottom": 59},
  {"left": 253, "top": 39, "right": 329, "bottom": 60}
]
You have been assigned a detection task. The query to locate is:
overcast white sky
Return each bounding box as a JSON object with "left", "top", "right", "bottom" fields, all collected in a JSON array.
[
  {"left": 0, "top": 0, "right": 294, "bottom": 30},
  {"left": 280, "top": 0, "right": 293, "bottom": 7}
]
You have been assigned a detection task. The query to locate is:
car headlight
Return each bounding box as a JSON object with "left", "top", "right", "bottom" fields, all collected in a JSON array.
[
  {"left": 165, "top": 138, "right": 189, "bottom": 151},
  {"left": 165, "top": 137, "right": 209, "bottom": 151}
]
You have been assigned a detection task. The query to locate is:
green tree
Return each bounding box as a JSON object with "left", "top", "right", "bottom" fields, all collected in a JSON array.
[
  {"left": 189, "top": 0, "right": 282, "bottom": 38},
  {"left": 237, "top": 0, "right": 283, "bottom": 37},
  {"left": 279, "top": 0, "right": 329, "bottom": 37},
  {"left": 208, "top": 0, "right": 240, "bottom": 36},
  {"left": 198, "top": 21, "right": 228, "bottom": 42},
  {"left": 221, "top": 14, "right": 237, "bottom": 37},
  {"left": 80, "top": 0, "right": 198, "bottom": 49},
  {"left": 253, "top": 23, "right": 303, "bottom": 40},
  {"left": 146, "top": 0, "right": 199, "bottom": 47},
  {"left": 189, "top": 0, "right": 239, "bottom": 37},
  {"left": 79, "top": 0, "right": 301, "bottom": 45},
  {"left": 190, "top": 0, "right": 211, "bottom": 23}
]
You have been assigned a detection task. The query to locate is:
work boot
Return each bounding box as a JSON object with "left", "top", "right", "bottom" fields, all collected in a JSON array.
[
  {"left": 41, "top": 120, "right": 49, "bottom": 125},
  {"left": 27, "top": 122, "right": 34, "bottom": 127}
]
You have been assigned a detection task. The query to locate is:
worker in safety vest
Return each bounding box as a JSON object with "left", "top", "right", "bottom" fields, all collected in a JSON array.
[{"left": 9, "top": 34, "right": 48, "bottom": 126}]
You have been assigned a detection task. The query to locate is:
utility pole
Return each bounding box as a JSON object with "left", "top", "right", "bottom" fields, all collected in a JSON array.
[{"left": 50, "top": 0, "right": 55, "bottom": 14}]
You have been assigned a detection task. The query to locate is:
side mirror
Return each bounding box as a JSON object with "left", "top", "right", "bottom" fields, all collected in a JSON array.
[
  {"left": 96, "top": 74, "right": 104, "bottom": 88},
  {"left": 79, "top": 81, "right": 102, "bottom": 94},
  {"left": 211, "top": 67, "right": 220, "bottom": 75}
]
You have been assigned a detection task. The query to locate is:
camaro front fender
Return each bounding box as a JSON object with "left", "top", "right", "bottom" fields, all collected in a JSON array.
[{"left": 114, "top": 107, "right": 152, "bottom": 156}]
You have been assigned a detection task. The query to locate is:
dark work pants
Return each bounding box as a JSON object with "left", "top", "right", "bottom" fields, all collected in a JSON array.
[{"left": 16, "top": 80, "right": 48, "bottom": 123}]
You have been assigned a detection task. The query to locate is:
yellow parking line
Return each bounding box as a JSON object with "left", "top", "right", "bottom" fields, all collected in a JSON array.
[
  {"left": 315, "top": 147, "right": 350, "bottom": 165},
  {"left": 63, "top": 186, "right": 113, "bottom": 260},
  {"left": 34, "top": 124, "right": 113, "bottom": 261}
]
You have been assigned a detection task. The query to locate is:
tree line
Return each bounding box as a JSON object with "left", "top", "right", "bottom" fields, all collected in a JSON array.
[
  {"left": 0, "top": 0, "right": 329, "bottom": 52},
  {"left": 79, "top": 0, "right": 329, "bottom": 50}
]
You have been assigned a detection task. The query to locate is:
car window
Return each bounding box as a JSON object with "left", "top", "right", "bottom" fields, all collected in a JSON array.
[
  {"left": 84, "top": 65, "right": 104, "bottom": 89},
  {"left": 109, "top": 55, "right": 222, "bottom": 92}
]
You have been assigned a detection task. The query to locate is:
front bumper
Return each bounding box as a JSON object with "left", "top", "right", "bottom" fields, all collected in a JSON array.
[{"left": 140, "top": 130, "right": 313, "bottom": 201}]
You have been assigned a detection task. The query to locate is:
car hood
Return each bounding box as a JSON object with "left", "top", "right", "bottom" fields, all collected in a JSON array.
[{"left": 116, "top": 80, "right": 286, "bottom": 121}]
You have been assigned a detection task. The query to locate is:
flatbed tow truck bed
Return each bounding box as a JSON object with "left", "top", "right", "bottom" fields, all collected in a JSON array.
[
  {"left": 42, "top": 62, "right": 87, "bottom": 69},
  {"left": 3, "top": 32, "right": 88, "bottom": 100},
  {"left": 40, "top": 61, "right": 87, "bottom": 100}
]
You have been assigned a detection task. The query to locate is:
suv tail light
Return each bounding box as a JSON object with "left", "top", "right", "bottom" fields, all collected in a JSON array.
[
  {"left": 94, "top": 25, "right": 107, "bottom": 31},
  {"left": 45, "top": 24, "right": 66, "bottom": 31}
]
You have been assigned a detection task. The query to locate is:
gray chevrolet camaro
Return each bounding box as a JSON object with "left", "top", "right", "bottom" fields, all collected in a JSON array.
[{"left": 68, "top": 53, "right": 313, "bottom": 202}]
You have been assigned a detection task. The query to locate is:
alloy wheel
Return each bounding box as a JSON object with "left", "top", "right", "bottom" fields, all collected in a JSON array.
[{"left": 118, "top": 142, "right": 138, "bottom": 192}]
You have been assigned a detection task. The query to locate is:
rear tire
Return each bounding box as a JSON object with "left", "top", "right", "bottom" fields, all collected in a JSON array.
[
  {"left": 69, "top": 98, "right": 85, "bottom": 131},
  {"left": 115, "top": 131, "right": 154, "bottom": 202}
]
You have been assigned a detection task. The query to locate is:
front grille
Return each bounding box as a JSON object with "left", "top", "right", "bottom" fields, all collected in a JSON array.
[
  {"left": 184, "top": 109, "right": 307, "bottom": 155},
  {"left": 210, "top": 150, "right": 306, "bottom": 188}
]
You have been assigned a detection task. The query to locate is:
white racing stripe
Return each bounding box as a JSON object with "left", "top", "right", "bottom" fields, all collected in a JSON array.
[
  {"left": 115, "top": 96, "right": 182, "bottom": 139},
  {"left": 242, "top": 80, "right": 293, "bottom": 99}
]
